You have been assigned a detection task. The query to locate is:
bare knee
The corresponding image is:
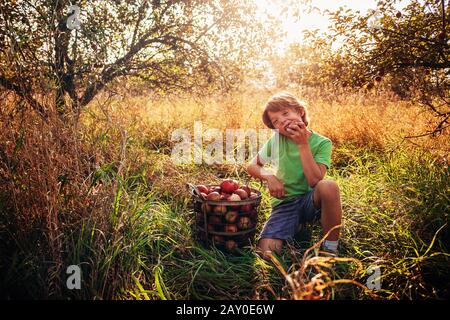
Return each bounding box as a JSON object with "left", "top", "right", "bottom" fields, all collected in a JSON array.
[
  {"left": 257, "top": 238, "right": 283, "bottom": 260},
  {"left": 315, "top": 180, "right": 340, "bottom": 201}
]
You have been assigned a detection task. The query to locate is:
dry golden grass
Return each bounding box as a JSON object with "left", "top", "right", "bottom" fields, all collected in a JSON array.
[
  {"left": 83, "top": 86, "right": 449, "bottom": 159},
  {"left": 76, "top": 86, "right": 449, "bottom": 222},
  {"left": 266, "top": 225, "right": 379, "bottom": 300},
  {"left": 3, "top": 86, "right": 444, "bottom": 243}
]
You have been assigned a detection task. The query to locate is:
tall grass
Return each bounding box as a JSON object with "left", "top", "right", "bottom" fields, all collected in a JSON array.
[
  {"left": 0, "top": 86, "right": 448, "bottom": 299},
  {"left": 330, "top": 144, "right": 449, "bottom": 299}
]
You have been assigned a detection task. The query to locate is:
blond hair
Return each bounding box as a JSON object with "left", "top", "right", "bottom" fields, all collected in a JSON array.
[{"left": 262, "top": 92, "right": 309, "bottom": 129}]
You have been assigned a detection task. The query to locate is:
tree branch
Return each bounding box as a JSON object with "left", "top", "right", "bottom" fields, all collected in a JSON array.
[{"left": 0, "top": 75, "right": 48, "bottom": 122}]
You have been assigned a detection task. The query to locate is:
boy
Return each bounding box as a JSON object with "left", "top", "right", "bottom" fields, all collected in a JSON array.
[{"left": 246, "top": 92, "right": 342, "bottom": 259}]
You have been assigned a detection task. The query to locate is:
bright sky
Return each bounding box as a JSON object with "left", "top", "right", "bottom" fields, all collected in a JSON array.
[
  {"left": 250, "top": 0, "right": 410, "bottom": 86},
  {"left": 255, "top": 0, "right": 409, "bottom": 51}
]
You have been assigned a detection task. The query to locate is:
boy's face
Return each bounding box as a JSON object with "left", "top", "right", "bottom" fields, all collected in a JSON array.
[{"left": 268, "top": 108, "right": 304, "bottom": 136}]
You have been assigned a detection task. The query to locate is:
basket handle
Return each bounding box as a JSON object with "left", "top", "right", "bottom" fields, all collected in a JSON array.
[{"left": 186, "top": 183, "right": 206, "bottom": 200}]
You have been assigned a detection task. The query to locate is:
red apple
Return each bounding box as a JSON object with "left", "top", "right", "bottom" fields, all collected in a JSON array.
[
  {"left": 210, "top": 186, "right": 221, "bottom": 193},
  {"left": 200, "top": 192, "right": 208, "bottom": 199},
  {"left": 213, "top": 235, "right": 224, "bottom": 244},
  {"left": 201, "top": 202, "right": 212, "bottom": 213},
  {"left": 207, "top": 191, "right": 221, "bottom": 201},
  {"left": 225, "top": 240, "right": 238, "bottom": 251},
  {"left": 227, "top": 194, "right": 241, "bottom": 202},
  {"left": 234, "top": 189, "right": 248, "bottom": 199},
  {"left": 237, "top": 217, "right": 251, "bottom": 230},
  {"left": 249, "top": 192, "right": 259, "bottom": 200},
  {"left": 220, "top": 179, "right": 239, "bottom": 194},
  {"left": 224, "top": 224, "right": 238, "bottom": 233},
  {"left": 220, "top": 193, "right": 231, "bottom": 200},
  {"left": 225, "top": 211, "right": 238, "bottom": 223},
  {"left": 213, "top": 205, "right": 227, "bottom": 214},
  {"left": 208, "top": 216, "right": 222, "bottom": 224},
  {"left": 197, "top": 185, "right": 209, "bottom": 194},
  {"left": 241, "top": 186, "right": 252, "bottom": 196},
  {"left": 240, "top": 204, "right": 252, "bottom": 212}
]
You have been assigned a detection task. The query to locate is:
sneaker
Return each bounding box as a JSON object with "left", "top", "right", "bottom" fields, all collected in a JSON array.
[{"left": 320, "top": 246, "right": 339, "bottom": 256}]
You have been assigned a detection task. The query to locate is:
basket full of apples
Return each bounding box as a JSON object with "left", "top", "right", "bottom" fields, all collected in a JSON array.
[{"left": 187, "top": 179, "right": 262, "bottom": 253}]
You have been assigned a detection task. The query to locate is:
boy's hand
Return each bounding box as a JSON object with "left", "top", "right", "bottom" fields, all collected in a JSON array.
[
  {"left": 285, "top": 120, "right": 310, "bottom": 146},
  {"left": 266, "top": 175, "right": 286, "bottom": 198}
]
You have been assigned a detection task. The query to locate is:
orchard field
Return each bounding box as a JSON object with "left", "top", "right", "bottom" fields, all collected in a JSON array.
[
  {"left": 0, "top": 0, "right": 449, "bottom": 300},
  {"left": 1, "top": 86, "right": 448, "bottom": 299}
]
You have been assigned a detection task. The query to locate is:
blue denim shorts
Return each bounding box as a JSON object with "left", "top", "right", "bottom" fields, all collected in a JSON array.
[{"left": 259, "top": 189, "right": 321, "bottom": 241}]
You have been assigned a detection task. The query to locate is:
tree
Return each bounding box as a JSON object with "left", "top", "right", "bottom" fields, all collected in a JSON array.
[
  {"left": 0, "top": 0, "right": 276, "bottom": 122},
  {"left": 268, "top": 40, "right": 336, "bottom": 88},
  {"left": 305, "top": 0, "right": 449, "bottom": 137}
]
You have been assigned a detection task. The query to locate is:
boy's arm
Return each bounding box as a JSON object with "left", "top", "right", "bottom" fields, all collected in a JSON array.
[
  {"left": 285, "top": 122, "right": 329, "bottom": 187},
  {"left": 246, "top": 154, "right": 274, "bottom": 182},
  {"left": 297, "top": 144, "right": 327, "bottom": 188},
  {"left": 246, "top": 155, "right": 286, "bottom": 198}
]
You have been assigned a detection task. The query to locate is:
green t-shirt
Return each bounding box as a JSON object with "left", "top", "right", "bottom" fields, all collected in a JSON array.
[{"left": 255, "top": 129, "right": 332, "bottom": 207}]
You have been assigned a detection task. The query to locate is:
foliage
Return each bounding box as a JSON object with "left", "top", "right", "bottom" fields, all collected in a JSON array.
[
  {"left": 271, "top": 0, "right": 449, "bottom": 137},
  {"left": 0, "top": 0, "right": 279, "bottom": 120}
]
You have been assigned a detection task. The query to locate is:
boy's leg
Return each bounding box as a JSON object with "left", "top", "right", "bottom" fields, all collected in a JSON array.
[
  {"left": 312, "top": 180, "right": 342, "bottom": 241},
  {"left": 257, "top": 198, "right": 301, "bottom": 260},
  {"left": 257, "top": 238, "right": 283, "bottom": 260}
]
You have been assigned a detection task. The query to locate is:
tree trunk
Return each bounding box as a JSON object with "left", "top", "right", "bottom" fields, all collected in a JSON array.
[{"left": 54, "top": 1, "right": 72, "bottom": 117}]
